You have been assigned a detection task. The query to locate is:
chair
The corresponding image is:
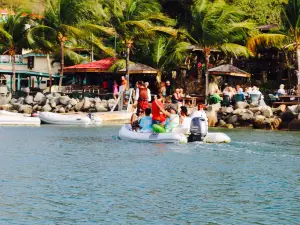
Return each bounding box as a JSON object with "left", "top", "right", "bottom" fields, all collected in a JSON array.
[
  {"left": 83, "top": 85, "right": 90, "bottom": 93},
  {"left": 222, "top": 95, "right": 231, "bottom": 106},
  {"left": 250, "top": 94, "right": 261, "bottom": 105},
  {"left": 234, "top": 94, "right": 245, "bottom": 103}
]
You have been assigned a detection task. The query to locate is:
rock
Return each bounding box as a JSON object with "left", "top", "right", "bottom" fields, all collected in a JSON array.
[
  {"left": 235, "top": 101, "right": 249, "bottom": 109},
  {"left": 255, "top": 111, "right": 262, "bottom": 116},
  {"left": 32, "top": 104, "right": 39, "bottom": 112},
  {"left": 24, "top": 95, "right": 34, "bottom": 104},
  {"left": 10, "top": 98, "right": 18, "bottom": 104},
  {"left": 95, "top": 103, "right": 108, "bottom": 112},
  {"left": 52, "top": 92, "right": 61, "bottom": 98},
  {"left": 18, "top": 105, "right": 33, "bottom": 114},
  {"left": 49, "top": 98, "right": 57, "bottom": 108},
  {"left": 69, "top": 98, "right": 78, "bottom": 106},
  {"left": 65, "top": 104, "right": 72, "bottom": 110},
  {"left": 0, "top": 104, "right": 13, "bottom": 111},
  {"left": 281, "top": 111, "right": 295, "bottom": 123},
  {"left": 221, "top": 106, "right": 233, "bottom": 114},
  {"left": 270, "top": 117, "right": 281, "bottom": 130},
  {"left": 74, "top": 99, "right": 84, "bottom": 111},
  {"left": 248, "top": 107, "right": 260, "bottom": 113},
  {"left": 59, "top": 96, "right": 70, "bottom": 105},
  {"left": 239, "top": 111, "right": 254, "bottom": 121},
  {"left": 261, "top": 106, "right": 273, "bottom": 118},
  {"left": 250, "top": 102, "right": 259, "bottom": 107},
  {"left": 288, "top": 119, "right": 300, "bottom": 131},
  {"left": 17, "top": 97, "right": 25, "bottom": 105},
  {"left": 83, "top": 98, "right": 92, "bottom": 111},
  {"left": 219, "top": 119, "right": 226, "bottom": 127},
  {"left": 101, "top": 99, "right": 107, "bottom": 104},
  {"left": 224, "top": 124, "right": 234, "bottom": 129},
  {"left": 298, "top": 113, "right": 300, "bottom": 120},
  {"left": 254, "top": 115, "right": 266, "bottom": 123},
  {"left": 233, "top": 108, "right": 247, "bottom": 115},
  {"left": 45, "top": 93, "right": 53, "bottom": 99},
  {"left": 94, "top": 97, "right": 101, "bottom": 103},
  {"left": 41, "top": 104, "right": 52, "bottom": 112},
  {"left": 228, "top": 115, "right": 239, "bottom": 125},
  {"left": 58, "top": 107, "right": 65, "bottom": 113},
  {"left": 287, "top": 105, "right": 300, "bottom": 114},
  {"left": 34, "top": 92, "right": 45, "bottom": 103},
  {"left": 0, "top": 94, "right": 12, "bottom": 105}
]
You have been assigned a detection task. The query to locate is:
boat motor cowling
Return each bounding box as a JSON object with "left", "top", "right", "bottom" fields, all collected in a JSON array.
[{"left": 188, "top": 111, "right": 208, "bottom": 142}]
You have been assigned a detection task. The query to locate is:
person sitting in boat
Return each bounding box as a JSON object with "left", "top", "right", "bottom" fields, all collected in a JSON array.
[
  {"left": 152, "top": 93, "right": 166, "bottom": 125},
  {"left": 179, "top": 106, "right": 191, "bottom": 129},
  {"left": 131, "top": 108, "right": 144, "bottom": 131},
  {"left": 138, "top": 108, "right": 153, "bottom": 133},
  {"left": 152, "top": 100, "right": 179, "bottom": 133}
]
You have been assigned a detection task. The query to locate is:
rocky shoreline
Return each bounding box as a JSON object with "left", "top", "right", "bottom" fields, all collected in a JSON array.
[
  {"left": 0, "top": 92, "right": 300, "bottom": 130},
  {"left": 0, "top": 92, "right": 116, "bottom": 114},
  {"left": 206, "top": 102, "right": 300, "bottom": 131}
]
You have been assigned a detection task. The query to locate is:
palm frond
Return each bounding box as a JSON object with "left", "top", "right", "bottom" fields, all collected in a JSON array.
[
  {"left": 108, "top": 59, "right": 126, "bottom": 72},
  {"left": 219, "top": 43, "right": 250, "bottom": 58}
]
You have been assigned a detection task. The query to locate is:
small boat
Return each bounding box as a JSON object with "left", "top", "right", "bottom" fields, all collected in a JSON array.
[
  {"left": 119, "top": 110, "right": 231, "bottom": 144},
  {"left": 39, "top": 112, "right": 102, "bottom": 126},
  {"left": 0, "top": 114, "right": 40, "bottom": 126},
  {"left": 119, "top": 124, "right": 188, "bottom": 143}
]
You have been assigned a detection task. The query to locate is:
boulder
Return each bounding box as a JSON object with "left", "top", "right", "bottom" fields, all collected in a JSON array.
[
  {"left": 255, "top": 111, "right": 261, "bottom": 116},
  {"left": 261, "top": 106, "right": 273, "bottom": 118},
  {"left": 221, "top": 106, "right": 233, "bottom": 114},
  {"left": 287, "top": 105, "right": 300, "bottom": 114},
  {"left": 288, "top": 119, "right": 300, "bottom": 131},
  {"left": 34, "top": 92, "right": 45, "bottom": 103},
  {"left": 248, "top": 107, "right": 260, "bottom": 113},
  {"left": 233, "top": 108, "right": 247, "bottom": 115},
  {"left": 32, "top": 104, "right": 39, "bottom": 112},
  {"left": 235, "top": 101, "right": 249, "bottom": 109},
  {"left": 0, "top": 104, "right": 13, "bottom": 111},
  {"left": 59, "top": 96, "right": 70, "bottom": 105},
  {"left": 94, "top": 97, "right": 101, "bottom": 103},
  {"left": 227, "top": 115, "right": 239, "bottom": 125},
  {"left": 24, "top": 95, "right": 34, "bottom": 105},
  {"left": 83, "top": 98, "right": 92, "bottom": 111},
  {"left": 18, "top": 105, "right": 33, "bottom": 114},
  {"left": 10, "top": 98, "right": 18, "bottom": 104},
  {"left": 49, "top": 98, "right": 57, "bottom": 108},
  {"left": 0, "top": 94, "right": 12, "bottom": 105},
  {"left": 17, "top": 97, "right": 25, "bottom": 105},
  {"left": 272, "top": 105, "right": 286, "bottom": 114},
  {"left": 69, "top": 98, "right": 78, "bottom": 106},
  {"left": 224, "top": 124, "right": 234, "bottom": 129},
  {"left": 95, "top": 103, "right": 108, "bottom": 112},
  {"left": 52, "top": 92, "right": 61, "bottom": 98},
  {"left": 239, "top": 111, "right": 254, "bottom": 121},
  {"left": 41, "top": 104, "right": 52, "bottom": 112},
  {"left": 75, "top": 100, "right": 84, "bottom": 111},
  {"left": 58, "top": 107, "right": 65, "bottom": 113},
  {"left": 270, "top": 117, "right": 281, "bottom": 130},
  {"left": 218, "top": 119, "right": 226, "bottom": 127},
  {"left": 65, "top": 104, "right": 72, "bottom": 110},
  {"left": 254, "top": 115, "right": 266, "bottom": 123}
]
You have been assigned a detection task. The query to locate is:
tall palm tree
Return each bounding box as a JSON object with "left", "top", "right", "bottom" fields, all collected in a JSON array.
[
  {"left": 28, "top": 0, "right": 113, "bottom": 88},
  {"left": 188, "top": 0, "right": 253, "bottom": 97},
  {"left": 0, "top": 9, "right": 32, "bottom": 91},
  {"left": 100, "top": 0, "right": 177, "bottom": 88},
  {"left": 247, "top": 0, "right": 300, "bottom": 90}
]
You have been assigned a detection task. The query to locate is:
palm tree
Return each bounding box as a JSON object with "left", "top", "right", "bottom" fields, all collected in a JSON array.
[
  {"left": 247, "top": 0, "right": 300, "bottom": 90},
  {"left": 188, "top": 0, "right": 253, "bottom": 97},
  {"left": 0, "top": 9, "right": 32, "bottom": 91},
  {"left": 28, "top": 0, "right": 113, "bottom": 88},
  {"left": 100, "top": 0, "right": 177, "bottom": 88}
]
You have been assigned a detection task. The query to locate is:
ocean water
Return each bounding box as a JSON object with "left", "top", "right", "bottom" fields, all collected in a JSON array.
[{"left": 0, "top": 126, "right": 299, "bottom": 225}]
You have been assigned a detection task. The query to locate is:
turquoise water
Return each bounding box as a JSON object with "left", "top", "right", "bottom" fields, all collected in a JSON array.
[{"left": 0, "top": 126, "right": 299, "bottom": 225}]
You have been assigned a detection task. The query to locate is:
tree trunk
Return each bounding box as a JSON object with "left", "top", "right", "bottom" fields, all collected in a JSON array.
[
  {"left": 297, "top": 47, "right": 300, "bottom": 92},
  {"left": 204, "top": 48, "right": 211, "bottom": 101},
  {"left": 156, "top": 70, "right": 162, "bottom": 83},
  {"left": 59, "top": 40, "right": 64, "bottom": 88},
  {"left": 126, "top": 44, "right": 130, "bottom": 90},
  {"left": 46, "top": 54, "right": 52, "bottom": 92},
  {"left": 12, "top": 54, "right": 16, "bottom": 92}
]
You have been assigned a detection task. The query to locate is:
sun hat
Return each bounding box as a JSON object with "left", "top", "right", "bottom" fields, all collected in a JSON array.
[{"left": 167, "top": 105, "right": 177, "bottom": 113}]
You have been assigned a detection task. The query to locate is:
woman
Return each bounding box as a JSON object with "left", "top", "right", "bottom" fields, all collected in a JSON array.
[
  {"left": 180, "top": 106, "right": 190, "bottom": 129},
  {"left": 160, "top": 82, "right": 166, "bottom": 97},
  {"left": 172, "top": 88, "right": 183, "bottom": 103},
  {"left": 137, "top": 81, "right": 149, "bottom": 111},
  {"left": 113, "top": 80, "right": 119, "bottom": 100},
  {"left": 153, "top": 99, "right": 179, "bottom": 133},
  {"left": 131, "top": 109, "right": 144, "bottom": 131}
]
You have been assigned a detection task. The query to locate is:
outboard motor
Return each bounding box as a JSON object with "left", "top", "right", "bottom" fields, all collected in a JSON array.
[{"left": 188, "top": 110, "right": 208, "bottom": 142}]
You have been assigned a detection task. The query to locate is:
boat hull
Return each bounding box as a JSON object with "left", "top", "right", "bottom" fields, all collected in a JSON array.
[{"left": 39, "top": 112, "right": 92, "bottom": 125}]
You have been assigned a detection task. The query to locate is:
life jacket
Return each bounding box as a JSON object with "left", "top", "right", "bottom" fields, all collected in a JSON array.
[{"left": 138, "top": 87, "right": 148, "bottom": 101}]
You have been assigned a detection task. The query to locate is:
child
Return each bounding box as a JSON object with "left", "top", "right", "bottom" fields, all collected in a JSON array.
[{"left": 139, "top": 108, "right": 153, "bottom": 132}]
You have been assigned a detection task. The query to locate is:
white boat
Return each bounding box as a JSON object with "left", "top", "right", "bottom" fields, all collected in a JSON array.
[
  {"left": 119, "top": 124, "right": 188, "bottom": 143},
  {"left": 39, "top": 112, "right": 102, "bottom": 126},
  {"left": 0, "top": 115, "right": 40, "bottom": 126}
]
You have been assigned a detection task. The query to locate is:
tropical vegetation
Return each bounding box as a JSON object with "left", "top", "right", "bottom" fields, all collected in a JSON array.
[{"left": 0, "top": 0, "right": 299, "bottom": 92}]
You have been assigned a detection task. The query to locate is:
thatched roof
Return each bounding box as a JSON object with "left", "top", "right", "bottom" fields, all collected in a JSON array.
[{"left": 208, "top": 64, "right": 251, "bottom": 78}]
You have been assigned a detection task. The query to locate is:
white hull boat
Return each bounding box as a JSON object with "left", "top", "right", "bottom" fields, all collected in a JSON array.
[
  {"left": 39, "top": 112, "right": 102, "bottom": 126},
  {"left": 119, "top": 124, "right": 188, "bottom": 143},
  {"left": 0, "top": 115, "right": 40, "bottom": 126}
]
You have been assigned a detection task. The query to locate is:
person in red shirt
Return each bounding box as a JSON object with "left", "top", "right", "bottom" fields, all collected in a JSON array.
[
  {"left": 137, "top": 81, "right": 149, "bottom": 111},
  {"left": 152, "top": 93, "right": 166, "bottom": 124}
]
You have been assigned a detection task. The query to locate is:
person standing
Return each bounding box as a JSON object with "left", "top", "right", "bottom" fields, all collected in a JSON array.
[
  {"left": 137, "top": 81, "right": 149, "bottom": 111},
  {"left": 113, "top": 80, "right": 119, "bottom": 100},
  {"left": 121, "top": 76, "right": 128, "bottom": 91},
  {"left": 145, "top": 82, "right": 152, "bottom": 102},
  {"left": 166, "top": 80, "right": 172, "bottom": 96},
  {"left": 152, "top": 93, "right": 166, "bottom": 125}
]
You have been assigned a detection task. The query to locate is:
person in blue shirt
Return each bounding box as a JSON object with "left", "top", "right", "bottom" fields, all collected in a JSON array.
[{"left": 139, "top": 108, "right": 153, "bottom": 132}]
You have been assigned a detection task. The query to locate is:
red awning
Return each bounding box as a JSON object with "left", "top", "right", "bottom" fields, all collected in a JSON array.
[{"left": 64, "top": 58, "right": 118, "bottom": 73}]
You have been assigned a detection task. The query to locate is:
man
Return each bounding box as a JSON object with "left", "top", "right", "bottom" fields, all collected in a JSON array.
[
  {"left": 145, "top": 82, "right": 152, "bottom": 102},
  {"left": 137, "top": 81, "right": 149, "bottom": 111},
  {"left": 166, "top": 80, "right": 172, "bottom": 96},
  {"left": 152, "top": 93, "right": 166, "bottom": 124},
  {"left": 208, "top": 77, "right": 220, "bottom": 95}
]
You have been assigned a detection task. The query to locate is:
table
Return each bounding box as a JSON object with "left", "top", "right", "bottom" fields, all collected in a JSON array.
[
  {"left": 182, "top": 96, "right": 197, "bottom": 108},
  {"left": 278, "top": 95, "right": 300, "bottom": 102}
]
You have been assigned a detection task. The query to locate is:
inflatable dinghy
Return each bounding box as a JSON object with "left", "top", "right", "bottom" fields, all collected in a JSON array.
[
  {"left": 0, "top": 115, "right": 40, "bottom": 126},
  {"left": 119, "top": 124, "right": 188, "bottom": 143},
  {"left": 39, "top": 112, "right": 102, "bottom": 125}
]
